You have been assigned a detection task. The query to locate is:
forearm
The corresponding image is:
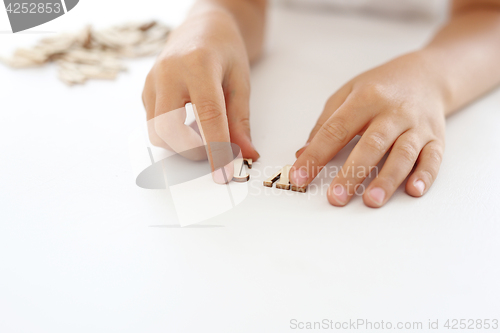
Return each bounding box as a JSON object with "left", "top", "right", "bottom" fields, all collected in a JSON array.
[
  {"left": 187, "top": 0, "right": 267, "bottom": 62},
  {"left": 418, "top": 1, "right": 500, "bottom": 116}
]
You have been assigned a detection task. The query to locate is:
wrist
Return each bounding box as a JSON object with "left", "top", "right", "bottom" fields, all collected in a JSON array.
[
  {"left": 186, "top": 3, "right": 238, "bottom": 28},
  {"left": 409, "top": 50, "right": 454, "bottom": 116},
  {"left": 186, "top": 1, "right": 265, "bottom": 62}
]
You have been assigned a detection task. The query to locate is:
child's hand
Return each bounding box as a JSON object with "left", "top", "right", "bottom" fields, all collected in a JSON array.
[
  {"left": 290, "top": 52, "right": 447, "bottom": 207},
  {"left": 142, "top": 9, "right": 260, "bottom": 168}
]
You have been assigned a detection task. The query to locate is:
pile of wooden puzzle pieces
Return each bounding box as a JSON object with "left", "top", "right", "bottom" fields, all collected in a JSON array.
[{"left": 0, "top": 21, "right": 170, "bottom": 85}]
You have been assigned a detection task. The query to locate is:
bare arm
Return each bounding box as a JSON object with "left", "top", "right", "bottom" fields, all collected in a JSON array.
[
  {"left": 291, "top": 0, "right": 500, "bottom": 208},
  {"left": 424, "top": 0, "right": 500, "bottom": 114},
  {"left": 188, "top": 0, "right": 267, "bottom": 62}
]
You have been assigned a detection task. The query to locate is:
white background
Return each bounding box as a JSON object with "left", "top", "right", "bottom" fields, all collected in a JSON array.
[{"left": 1, "top": 1, "right": 500, "bottom": 332}]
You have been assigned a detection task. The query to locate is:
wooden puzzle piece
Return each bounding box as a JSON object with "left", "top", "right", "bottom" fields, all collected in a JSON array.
[
  {"left": 263, "top": 165, "right": 307, "bottom": 193},
  {"left": 232, "top": 158, "right": 252, "bottom": 182}
]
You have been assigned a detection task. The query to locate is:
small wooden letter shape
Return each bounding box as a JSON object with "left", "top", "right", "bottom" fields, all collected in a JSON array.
[
  {"left": 263, "top": 165, "right": 307, "bottom": 193},
  {"left": 232, "top": 158, "right": 253, "bottom": 182}
]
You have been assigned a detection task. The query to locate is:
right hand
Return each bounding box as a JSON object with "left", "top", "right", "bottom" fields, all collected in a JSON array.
[{"left": 142, "top": 9, "right": 260, "bottom": 182}]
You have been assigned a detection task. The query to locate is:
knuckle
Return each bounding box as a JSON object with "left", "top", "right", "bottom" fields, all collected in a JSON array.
[
  {"left": 379, "top": 176, "right": 398, "bottom": 190},
  {"left": 197, "top": 100, "right": 224, "bottom": 123},
  {"left": 158, "top": 47, "right": 217, "bottom": 74},
  {"left": 153, "top": 118, "right": 170, "bottom": 139},
  {"left": 363, "top": 131, "right": 389, "bottom": 155},
  {"left": 148, "top": 131, "right": 164, "bottom": 147},
  {"left": 394, "top": 142, "right": 419, "bottom": 164},
  {"left": 230, "top": 116, "right": 250, "bottom": 132},
  {"left": 319, "top": 119, "right": 349, "bottom": 144},
  {"left": 156, "top": 56, "right": 175, "bottom": 73},
  {"left": 183, "top": 47, "right": 218, "bottom": 70},
  {"left": 186, "top": 49, "right": 211, "bottom": 66},
  {"left": 426, "top": 144, "right": 443, "bottom": 165},
  {"left": 303, "top": 148, "right": 323, "bottom": 170},
  {"left": 237, "top": 116, "right": 250, "bottom": 125},
  {"left": 421, "top": 170, "right": 435, "bottom": 184},
  {"left": 237, "top": 116, "right": 250, "bottom": 129},
  {"left": 357, "top": 82, "right": 391, "bottom": 103},
  {"left": 225, "top": 80, "right": 250, "bottom": 103}
]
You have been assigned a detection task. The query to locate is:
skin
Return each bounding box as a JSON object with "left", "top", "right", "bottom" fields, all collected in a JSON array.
[
  {"left": 143, "top": 0, "right": 500, "bottom": 206},
  {"left": 142, "top": 0, "right": 266, "bottom": 183}
]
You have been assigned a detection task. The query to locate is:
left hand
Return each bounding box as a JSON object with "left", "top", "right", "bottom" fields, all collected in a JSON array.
[{"left": 290, "top": 52, "right": 447, "bottom": 207}]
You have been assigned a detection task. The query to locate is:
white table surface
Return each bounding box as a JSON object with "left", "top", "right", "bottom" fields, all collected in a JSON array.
[{"left": 1, "top": 1, "right": 500, "bottom": 332}]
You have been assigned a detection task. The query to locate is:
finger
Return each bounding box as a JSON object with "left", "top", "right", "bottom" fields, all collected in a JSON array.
[
  {"left": 225, "top": 68, "right": 260, "bottom": 161},
  {"left": 326, "top": 118, "right": 404, "bottom": 206},
  {"left": 295, "top": 84, "right": 352, "bottom": 158},
  {"left": 362, "top": 131, "right": 425, "bottom": 208},
  {"left": 142, "top": 77, "right": 173, "bottom": 151},
  {"left": 153, "top": 81, "right": 206, "bottom": 159},
  {"left": 189, "top": 76, "right": 234, "bottom": 184},
  {"left": 290, "top": 95, "right": 373, "bottom": 188},
  {"left": 406, "top": 140, "right": 444, "bottom": 197},
  {"left": 142, "top": 76, "right": 154, "bottom": 120}
]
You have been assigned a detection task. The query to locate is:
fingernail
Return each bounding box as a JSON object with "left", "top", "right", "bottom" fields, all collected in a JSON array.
[
  {"left": 332, "top": 184, "right": 348, "bottom": 205},
  {"left": 295, "top": 142, "right": 310, "bottom": 156},
  {"left": 290, "top": 168, "right": 308, "bottom": 187},
  {"left": 254, "top": 147, "right": 261, "bottom": 159},
  {"left": 414, "top": 179, "right": 425, "bottom": 195},
  {"left": 369, "top": 187, "right": 385, "bottom": 205}
]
